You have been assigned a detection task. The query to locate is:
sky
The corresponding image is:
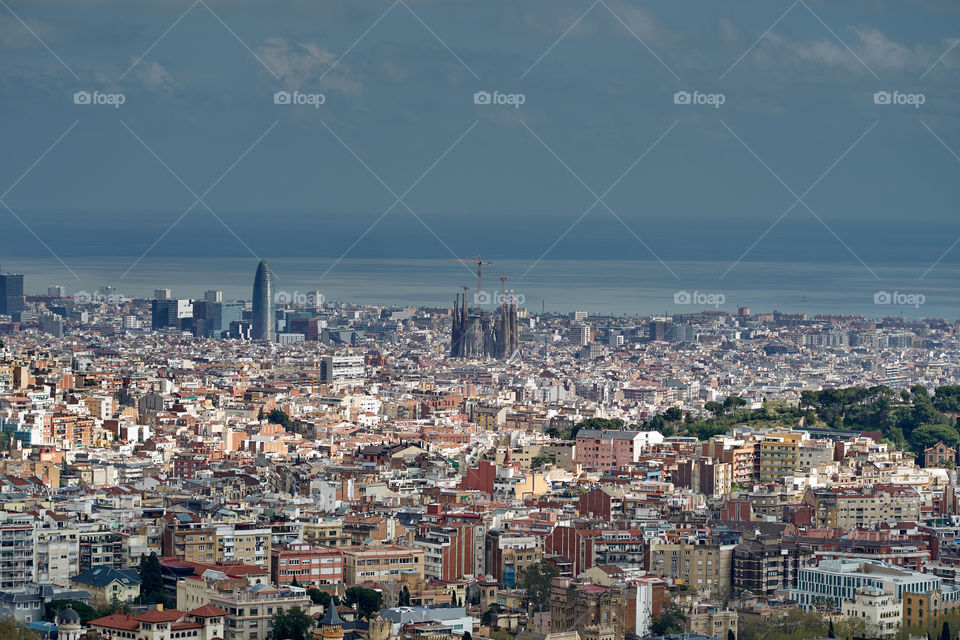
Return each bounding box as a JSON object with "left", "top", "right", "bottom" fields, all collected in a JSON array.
[{"left": 0, "top": 0, "right": 959, "bottom": 303}]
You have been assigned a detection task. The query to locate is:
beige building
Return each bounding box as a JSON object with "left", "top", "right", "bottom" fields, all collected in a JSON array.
[
  {"left": 341, "top": 544, "right": 424, "bottom": 585},
  {"left": 69, "top": 566, "right": 141, "bottom": 605},
  {"left": 177, "top": 573, "right": 310, "bottom": 640},
  {"left": 303, "top": 519, "right": 353, "bottom": 548},
  {"left": 682, "top": 602, "right": 738, "bottom": 639},
  {"left": 214, "top": 523, "right": 272, "bottom": 573},
  {"left": 647, "top": 541, "right": 734, "bottom": 592},
  {"left": 842, "top": 587, "right": 901, "bottom": 637}
]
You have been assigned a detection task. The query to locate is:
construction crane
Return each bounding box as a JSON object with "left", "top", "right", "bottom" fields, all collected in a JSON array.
[{"left": 452, "top": 255, "right": 490, "bottom": 301}]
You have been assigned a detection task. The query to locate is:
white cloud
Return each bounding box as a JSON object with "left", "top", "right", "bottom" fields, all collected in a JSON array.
[
  {"left": 758, "top": 26, "right": 957, "bottom": 74},
  {"left": 255, "top": 37, "right": 360, "bottom": 95},
  {"left": 133, "top": 59, "right": 177, "bottom": 96}
]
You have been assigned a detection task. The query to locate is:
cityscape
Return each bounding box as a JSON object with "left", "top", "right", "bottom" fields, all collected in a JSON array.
[{"left": 2, "top": 2, "right": 960, "bottom": 640}]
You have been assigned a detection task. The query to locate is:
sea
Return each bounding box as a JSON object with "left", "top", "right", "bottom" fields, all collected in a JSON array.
[
  {"left": 1, "top": 212, "right": 958, "bottom": 320},
  {"left": 4, "top": 256, "right": 958, "bottom": 321}
]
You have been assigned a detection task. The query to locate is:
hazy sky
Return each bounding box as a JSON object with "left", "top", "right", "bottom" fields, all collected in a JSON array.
[{"left": 1, "top": 0, "right": 959, "bottom": 283}]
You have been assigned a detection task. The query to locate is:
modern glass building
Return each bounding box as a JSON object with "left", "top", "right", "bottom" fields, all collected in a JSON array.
[
  {"left": 252, "top": 260, "right": 275, "bottom": 342},
  {"left": 0, "top": 273, "right": 24, "bottom": 320}
]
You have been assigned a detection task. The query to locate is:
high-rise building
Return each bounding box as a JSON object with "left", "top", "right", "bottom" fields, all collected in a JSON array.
[
  {"left": 0, "top": 272, "right": 25, "bottom": 320},
  {"left": 154, "top": 288, "right": 171, "bottom": 301},
  {"left": 48, "top": 285, "right": 65, "bottom": 298},
  {"left": 151, "top": 299, "right": 192, "bottom": 330},
  {"left": 204, "top": 289, "right": 222, "bottom": 303},
  {"left": 252, "top": 260, "right": 275, "bottom": 342}
]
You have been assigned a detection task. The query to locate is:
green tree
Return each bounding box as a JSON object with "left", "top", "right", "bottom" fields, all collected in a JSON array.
[
  {"left": 828, "top": 619, "right": 835, "bottom": 638},
  {"left": 518, "top": 562, "right": 559, "bottom": 613},
  {"left": 942, "top": 621, "right": 951, "bottom": 640},
  {"left": 650, "top": 604, "right": 686, "bottom": 636},
  {"left": 399, "top": 585, "right": 411, "bottom": 607},
  {"left": 307, "top": 588, "right": 337, "bottom": 607},
  {"left": 268, "top": 408, "right": 294, "bottom": 430},
  {"left": 491, "top": 631, "right": 512, "bottom": 640},
  {"left": 45, "top": 599, "right": 99, "bottom": 625},
  {"left": 345, "top": 586, "right": 382, "bottom": 619},
  {"left": 530, "top": 454, "right": 551, "bottom": 469},
  {"left": 0, "top": 617, "right": 40, "bottom": 640},
  {"left": 727, "top": 629, "right": 736, "bottom": 640},
  {"left": 271, "top": 606, "right": 315, "bottom": 640},
  {"left": 911, "top": 423, "right": 960, "bottom": 452},
  {"left": 704, "top": 401, "right": 725, "bottom": 418},
  {"left": 137, "top": 552, "right": 165, "bottom": 603},
  {"left": 723, "top": 396, "right": 747, "bottom": 413},
  {"left": 482, "top": 604, "right": 502, "bottom": 626}
]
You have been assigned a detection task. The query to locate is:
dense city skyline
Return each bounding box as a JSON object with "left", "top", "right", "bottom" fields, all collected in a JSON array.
[{"left": 3, "top": 3, "right": 960, "bottom": 640}]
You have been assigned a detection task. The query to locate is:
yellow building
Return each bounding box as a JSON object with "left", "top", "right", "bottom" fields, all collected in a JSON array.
[
  {"left": 903, "top": 590, "right": 960, "bottom": 631},
  {"left": 70, "top": 566, "right": 141, "bottom": 605},
  {"left": 757, "top": 432, "right": 802, "bottom": 483},
  {"left": 341, "top": 544, "right": 424, "bottom": 585}
]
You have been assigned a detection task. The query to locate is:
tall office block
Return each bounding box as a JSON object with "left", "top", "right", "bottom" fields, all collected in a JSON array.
[
  {"left": 0, "top": 273, "right": 25, "bottom": 320},
  {"left": 252, "top": 260, "right": 275, "bottom": 342}
]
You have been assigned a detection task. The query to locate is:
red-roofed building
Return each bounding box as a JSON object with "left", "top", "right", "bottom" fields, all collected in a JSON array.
[{"left": 88, "top": 605, "right": 224, "bottom": 640}]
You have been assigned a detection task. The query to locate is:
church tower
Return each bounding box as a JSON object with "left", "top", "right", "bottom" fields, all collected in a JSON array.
[
  {"left": 368, "top": 616, "right": 393, "bottom": 640},
  {"left": 320, "top": 601, "right": 345, "bottom": 640}
]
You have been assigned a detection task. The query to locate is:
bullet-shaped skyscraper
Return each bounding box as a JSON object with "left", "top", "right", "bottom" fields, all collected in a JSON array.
[{"left": 252, "top": 260, "right": 275, "bottom": 342}]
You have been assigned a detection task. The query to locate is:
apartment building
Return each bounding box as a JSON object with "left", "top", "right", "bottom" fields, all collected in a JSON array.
[
  {"left": 732, "top": 539, "right": 810, "bottom": 596},
  {"left": 413, "top": 524, "right": 478, "bottom": 582},
  {"left": 647, "top": 541, "right": 734, "bottom": 592},
  {"left": 756, "top": 432, "right": 802, "bottom": 483},
  {"left": 162, "top": 513, "right": 217, "bottom": 565},
  {"left": 485, "top": 530, "right": 541, "bottom": 588},
  {"left": 215, "top": 523, "right": 272, "bottom": 573},
  {"left": 574, "top": 430, "right": 664, "bottom": 471},
  {"left": 0, "top": 512, "right": 34, "bottom": 590},
  {"left": 803, "top": 487, "right": 921, "bottom": 530},
  {"left": 270, "top": 542, "right": 343, "bottom": 587},
  {"left": 177, "top": 572, "right": 310, "bottom": 640},
  {"left": 302, "top": 519, "right": 352, "bottom": 549},
  {"left": 35, "top": 513, "right": 79, "bottom": 586},
  {"left": 341, "top": 544, "right": 424, "bottom": 586}
]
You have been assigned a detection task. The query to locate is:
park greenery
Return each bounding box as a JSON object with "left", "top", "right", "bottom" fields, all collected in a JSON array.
[
  {"left": 270, "top": 605, "right": 314, "bottom": 640},
  {"left": 553, "top": 385, "right": 960, "bottom": 459}
]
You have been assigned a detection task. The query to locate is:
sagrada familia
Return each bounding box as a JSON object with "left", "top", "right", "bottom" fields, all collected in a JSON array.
[{"left": 450, "top": 290, "right": 520, "bottom": 359}]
